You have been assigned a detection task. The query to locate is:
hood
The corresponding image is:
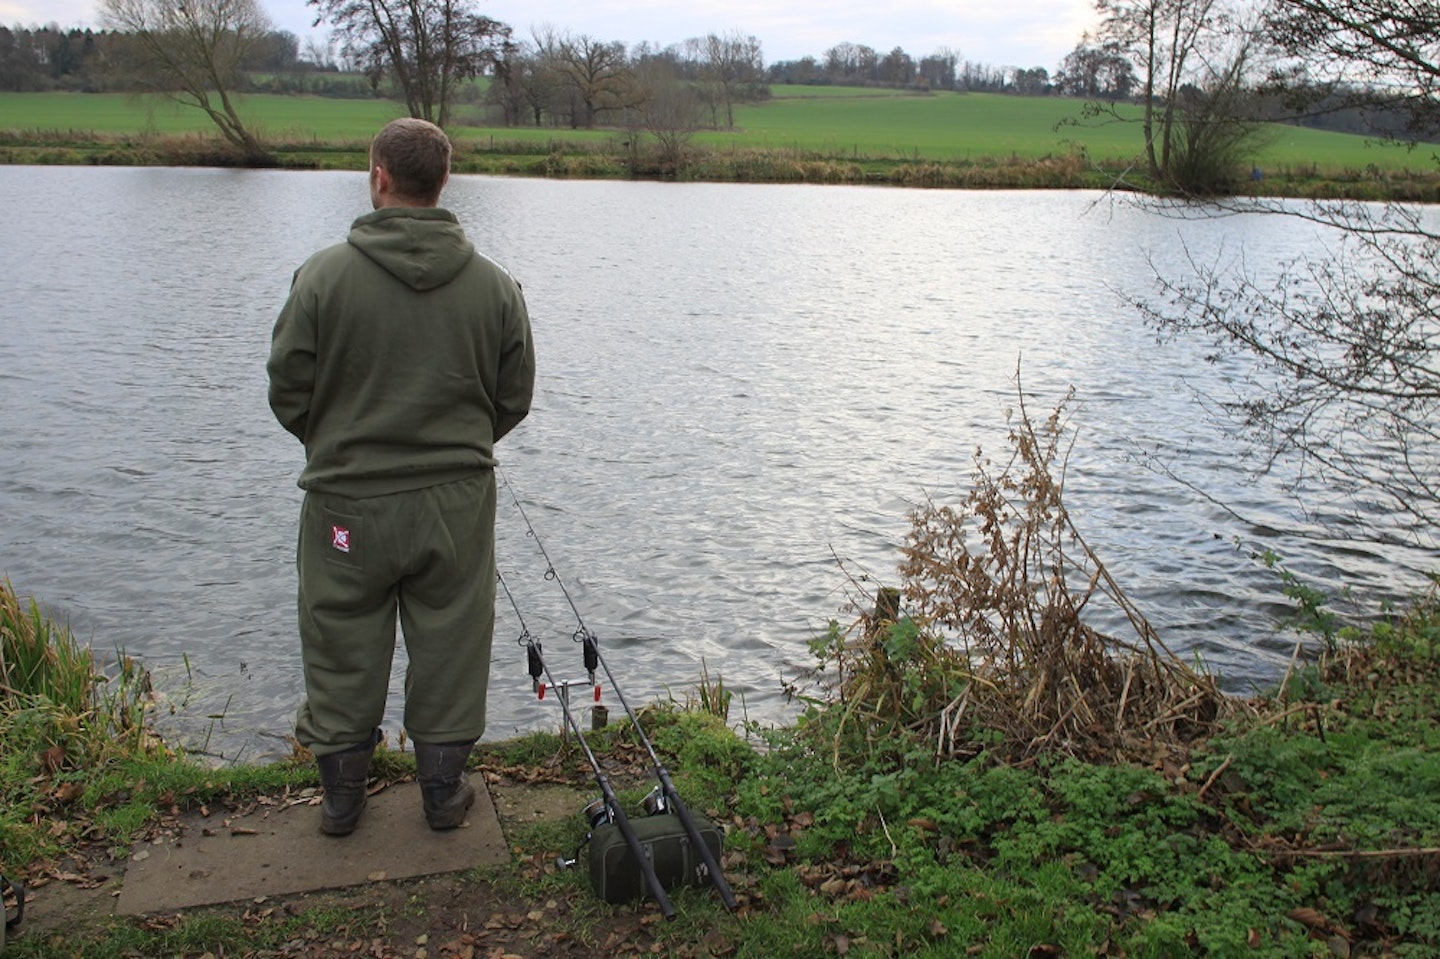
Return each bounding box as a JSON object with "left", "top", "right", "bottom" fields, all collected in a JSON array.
[{"left": 347, "top": 207, "right": 475, "bottom": 292}]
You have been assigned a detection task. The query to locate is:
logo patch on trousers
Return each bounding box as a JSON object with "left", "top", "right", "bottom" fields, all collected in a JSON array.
[{"left": 330, "top": 525, "right": 352, "bottom": 553}]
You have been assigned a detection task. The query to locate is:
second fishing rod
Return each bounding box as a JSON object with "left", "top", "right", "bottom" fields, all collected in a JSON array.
[
  {"left": 499, "top": 467, "right": 739, "bottom": 913},
  {"left": 496, "top": 565, "right": 677, "bottom": 918}
]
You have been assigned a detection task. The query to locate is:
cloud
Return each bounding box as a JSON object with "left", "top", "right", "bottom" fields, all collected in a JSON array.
[
  {"left": 5, "top": 0, "right": 1097, "bottom": 70},
  {"left": 4, "top": 0, "right": 95, "bottom": 27}
]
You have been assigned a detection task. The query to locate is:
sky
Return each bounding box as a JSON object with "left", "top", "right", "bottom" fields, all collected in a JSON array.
[{"left": 5, "top": 0, "right": 1102, "bottom": 71}]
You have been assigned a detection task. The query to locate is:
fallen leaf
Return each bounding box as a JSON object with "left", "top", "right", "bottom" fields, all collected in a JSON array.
[
  {"left": 38, "top": 745, "right": 65, "bottom": 772},
  {"left": 1287, "top": 908, "right": 1335, "bottom": 933}
]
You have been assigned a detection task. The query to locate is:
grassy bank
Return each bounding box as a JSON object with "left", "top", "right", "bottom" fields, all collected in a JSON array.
[
  {"left": 3, "top": 574, "right": 1438, "bottom": 957},
  {"left": 3, "top": 89, "right": 1438, "bottom": 199},
  {"left": 4, "top": 402, "right": 1438, "bottom": 957}
]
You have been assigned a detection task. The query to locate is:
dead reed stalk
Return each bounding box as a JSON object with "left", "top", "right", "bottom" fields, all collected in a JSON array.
[{"left": 837, "top": 376, "right": 1233, "bottom": 765}]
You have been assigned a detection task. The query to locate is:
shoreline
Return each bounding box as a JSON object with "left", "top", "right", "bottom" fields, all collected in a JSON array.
[{"left": 5, "top": 131, "right": 1440, "bottom": 201}]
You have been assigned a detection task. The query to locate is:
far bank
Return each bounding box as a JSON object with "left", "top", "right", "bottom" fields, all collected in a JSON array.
[{"left": 3, "top": 89, "right": 1438, "bottom": 200}]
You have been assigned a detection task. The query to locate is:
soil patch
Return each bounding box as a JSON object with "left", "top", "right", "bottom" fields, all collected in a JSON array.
[{"left": 10, "top": 774, "right": 716, "bottom": 958}]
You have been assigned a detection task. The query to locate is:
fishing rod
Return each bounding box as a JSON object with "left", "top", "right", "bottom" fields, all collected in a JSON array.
[
  {"left": 499, "top": 468, "right": 739, "bottom": 913},
  {"left": 496, "top": 566, "right": 677, "bottom": 920}
]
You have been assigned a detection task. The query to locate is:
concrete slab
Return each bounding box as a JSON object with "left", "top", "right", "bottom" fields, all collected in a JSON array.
[{"left": 116, "top": 782, "right": 509, "bottom": 915}]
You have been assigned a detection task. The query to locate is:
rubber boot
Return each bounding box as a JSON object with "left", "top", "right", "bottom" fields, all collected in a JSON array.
[
  {"left": 415, "top": 740, "right": 476, "bottom": 830},
  {"left": 316, "top": 728, "right": 380, "bottom": 836}
]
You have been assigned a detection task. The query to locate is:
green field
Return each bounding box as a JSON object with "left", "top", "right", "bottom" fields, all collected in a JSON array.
[
  {"left": 733, "top": 91, "right": 1440, "bottom": 171},
  {"left": 0, "top": 91, "right": 404, "bottom": 139},
  {"left": 1, "top": 87, "right": 1434, "bottom": 174}
]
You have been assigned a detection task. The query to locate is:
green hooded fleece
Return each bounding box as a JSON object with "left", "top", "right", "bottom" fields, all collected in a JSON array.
[{"left": 268, "top": 207, "right": 535, "bottom": 497}]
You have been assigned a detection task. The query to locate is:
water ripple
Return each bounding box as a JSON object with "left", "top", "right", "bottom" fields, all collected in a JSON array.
[{"left": 1, "top": 169, "right": 1433, "bottom": 758}]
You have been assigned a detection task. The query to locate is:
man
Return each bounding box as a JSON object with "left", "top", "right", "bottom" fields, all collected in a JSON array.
[{"left": 268, "top": 117, "right": 535, "bottom": 836}]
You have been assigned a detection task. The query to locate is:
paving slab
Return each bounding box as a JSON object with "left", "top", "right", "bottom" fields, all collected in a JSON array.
[{"left": 116, "top": 782, "right": 508, "bottom": 914}]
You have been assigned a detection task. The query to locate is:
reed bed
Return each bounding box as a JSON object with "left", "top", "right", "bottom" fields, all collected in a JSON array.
[
  {"left": 813, "top": 378, "right": 1234, "bottom": 768},
  {"left": 0, "top": 579, "right": 160, "bottom": 769}
]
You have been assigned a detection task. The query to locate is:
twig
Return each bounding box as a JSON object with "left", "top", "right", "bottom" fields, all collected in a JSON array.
[
  {"left": 1197, "top": 754, "right": 1233, "bottom": 800},
  {"left": 1270, "top": 846, "right": 1440, "bottom": 861},
  {"left": 1116, "top": 658, "right": 1136, "bottom": 731},
  {"left": 877, "top": 808, "right": 898, "bottom": 859},
  {"left": 1277, "top": 638, "right": 1306, "bottom": 704},
  {"left": 1255, "top": 702, "right": 1330, "bottom": 728}
]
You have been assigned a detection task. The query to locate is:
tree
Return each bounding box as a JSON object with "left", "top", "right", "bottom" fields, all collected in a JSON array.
[
  {"left": 1137, "top": 0, "right": 1440, "bottom": 546},
  {"left": 1055, "top": 38, "right": 1137, "bottom": 99},
  {"left": 546, "top": 31, "right": 635, "bottom": 128},
  {"left": 627, "top": 56, "right": 704, "bottom": 172},
  {"left": 486, "top": 40, "right": 533, "bottom": 126},
  {"left": 1012, "top": 66, "right": 1051, "bottom": 95},
  {"left": 246, "top": 28, "right": 299, "bottom": 71},
  {"left": 488, "top": 30, "right": 571, "bottom": 127},
  {"left": 1091, "top": 0, "right": 1268, "bottom": 193},
  {"left": 99, "top": 0, "right": 272, "bottom": 161},
  {"left": 917, "top": 48, "right": 960, "bottom": 91},
  {"left": 824, "top": 42, "right": 880, "bottom": 84},
  {"left": 0, "top": 27, "right": 44, "bottom": 91},
  {"left": 1263, "top": 0, "right": 1440, "bottom": 138},
  {"left": 309, "top": 0, "right": 512, "bottom": 127},
  {"left": 878, "top": 46, "right": 916, "bottom": 86},
  {"left": 689, "top": 31, "right": 766, "bottom": 127}
]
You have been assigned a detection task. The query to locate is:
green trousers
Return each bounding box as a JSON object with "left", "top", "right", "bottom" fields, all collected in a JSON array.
[{"left": 293, "top": 473, "right": 496, "bottom": 756}]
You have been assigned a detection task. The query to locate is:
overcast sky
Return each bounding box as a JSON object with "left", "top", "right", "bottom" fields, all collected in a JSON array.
[{"left": 5, "top": 0, "right": 1101, "bottom": 70}]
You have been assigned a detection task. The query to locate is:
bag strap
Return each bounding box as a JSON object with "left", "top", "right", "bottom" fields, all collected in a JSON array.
[{"left": 2, "top": 875, "right": 24, "bottom": 932}]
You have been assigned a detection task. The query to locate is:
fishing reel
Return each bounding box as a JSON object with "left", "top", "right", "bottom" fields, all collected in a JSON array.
[
  {"left": 583, "top": 797, "right": 612, "bottom": 829},
  {"left": 558, "top": 790, "right": 723, "bottom": 908},
  {"left": 556, "top": 797, "right": 615, "bottom": 869},
  {"left": 585, "top": 787, "right": 667, "bottom": 828},
  {"left": 558, "top": 787, "right": 671, "bottom": 869},
  {"left": 641, "top": 785, "right": 668, "bottom": 816}
]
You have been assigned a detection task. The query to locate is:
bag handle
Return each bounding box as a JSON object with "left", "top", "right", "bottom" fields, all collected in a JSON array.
[{"left": 3, "top": 875, "right": 24, "bottom": 933}]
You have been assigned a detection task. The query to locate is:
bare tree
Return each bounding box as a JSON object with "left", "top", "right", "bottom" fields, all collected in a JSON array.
[
  {"left": 99, "top": 0, "right": 272, "bottom": 161},
  {"left": 694, "top": 31, "right": 766, "bottom": 127},
  {"left": 544, "top": 30, "right": 634, "bottom": 128},
  {"left": 1091, "top": 0, "right": 1269, "bottom": 193},
  {"left": 501, "top": 28, "right": 571, "bottom": 127},
  {"left": 1264, "top": 0, "right": 1440, "bottom": 137},
  {"left": 878, "top": 46, "right": 916, "bottom": 87},
  {"left": 1135, "top": 0, "right": 1440, "bottom": 546},
  {"left": 628, "top": 56, "right": 704, "bottom": 172},
  {"left": 1140, "top": 202, "right": 1440, "bottom": 545},
  {"left": 309, "top": 0, "right": 511, "bottom": 127},
  {"left": 1055, "top": 37, "right": 1137, "bottom": 99},
  {"left": 918, "top": 48, "right": 960, "bottom": 90}
]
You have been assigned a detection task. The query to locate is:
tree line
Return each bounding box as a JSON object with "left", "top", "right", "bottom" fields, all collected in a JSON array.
[
  {"left": 5, "top": 0, "right": 1432, "bottom": 173},
  {"left": 1, "top": 23, "right": 288, "bottom": 90}
]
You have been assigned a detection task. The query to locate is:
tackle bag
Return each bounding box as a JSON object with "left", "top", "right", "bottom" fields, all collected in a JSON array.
[
  {"left": 587, "top": 812, "right": 723, "bottom": 905},
  {"left": 1, "top": 874, "right": 24, "bottom": 954}
]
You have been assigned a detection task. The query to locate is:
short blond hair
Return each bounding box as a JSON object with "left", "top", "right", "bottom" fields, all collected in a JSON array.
[{"left": 370, "top": 118, "right": 452, "bottom": 203}]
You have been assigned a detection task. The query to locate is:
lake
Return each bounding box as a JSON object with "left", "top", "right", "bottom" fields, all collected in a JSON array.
[{"left": 1, "top": 166, "right": 1431, "bottom": 760}]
